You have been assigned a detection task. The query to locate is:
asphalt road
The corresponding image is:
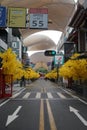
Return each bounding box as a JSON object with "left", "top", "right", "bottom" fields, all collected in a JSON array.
[{"left": 0, "top": 79, "right": 87, "bottom": 130}]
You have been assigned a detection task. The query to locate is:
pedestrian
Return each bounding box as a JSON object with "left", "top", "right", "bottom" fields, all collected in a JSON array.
[{"left": 20, "top": 76, "right": 26, "bottom": 87}]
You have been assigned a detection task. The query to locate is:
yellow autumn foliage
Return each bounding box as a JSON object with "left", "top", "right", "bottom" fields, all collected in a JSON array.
[
  {"left": 45, "top": 68, "right": 58, "bottom": 79},
  {"left": 59, "top": 53, "right": 87, "bottom": 81},
  {"left": 24, "top": 67, "right": 40, "bottom": 79},
  {"left": 70, "top": 53, "right": 80, "bottom": 59},
  {"left": 0, "top": 48, "right": 24, "bottom": 81},
  {"left": 0, "top": 48, "right": 40, "bottom": 83}
]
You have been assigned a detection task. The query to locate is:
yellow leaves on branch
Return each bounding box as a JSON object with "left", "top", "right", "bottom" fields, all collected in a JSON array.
[
  {"left": 45, "top": 68, "right": 58, "bottom": 79},
  {"left": 59, "top": 60, "right": 75, "bottom": 79},
  {"left": 24, "top": 67, "right": 40, "bottom": 79},
  {"left": 70, "top": 53, "right": 80, "bottom": 59},
  {"left": 41, "top": 53, "right": 87, "bottom": 81},
  {"left": 0, "top": 48, "right": 40, "bottom": 81},
  {"left": 59, "top": 53, "right": 87, "bottom": 81},
  {"left": 0, "top": 48, "right": 23, "bottom": 80}
]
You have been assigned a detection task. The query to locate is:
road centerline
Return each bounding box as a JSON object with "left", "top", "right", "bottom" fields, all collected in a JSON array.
[
  {"left": 39, "top": 99, "right": 44, "bottom": 130},
  {"left": 46, "top": 99, "right": 57, "bottom": 130}
]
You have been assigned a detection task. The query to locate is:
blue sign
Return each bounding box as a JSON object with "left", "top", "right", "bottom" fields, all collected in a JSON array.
[{"left": 0, "top": 6, "right": 6, "bottom": 27}]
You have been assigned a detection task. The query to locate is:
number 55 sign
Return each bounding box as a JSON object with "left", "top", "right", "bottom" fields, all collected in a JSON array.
[{"left": 29, "top": 8, "right": 48, "bottom": 29}]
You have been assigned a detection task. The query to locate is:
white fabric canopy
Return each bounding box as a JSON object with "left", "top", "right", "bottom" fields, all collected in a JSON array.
[
  {"left": 1, "top": 0, "right": 75, "bottom": 38},
  {"left": 0, "top": 0, "right": 76, "bottom": 63}
]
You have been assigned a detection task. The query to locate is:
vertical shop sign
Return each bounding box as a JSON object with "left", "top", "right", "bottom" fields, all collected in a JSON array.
[
  {"left": 0, "top": 6, "right": 6, "bottom": 27},
  {"left": 12, "top": 41, "right": 19, "bottom": 59}
]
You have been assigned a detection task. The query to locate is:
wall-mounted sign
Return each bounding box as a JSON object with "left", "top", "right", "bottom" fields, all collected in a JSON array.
[
  {"left": 8, "top": 7, "right": 26, "bottom": 27},
  {"left": 12, "top": 41, "right": 19, "bottom": 59},
  {"left": 29, "top": 8, "right": 48, "bottom": 29},
  {"left": 55, "top": 54, "right": 64, "bottom": 65},
  {"left": 0, "top": 6, "right": 6, "bottom": 27},
  {"left": 12, "top": 41, "right": 19, "bottom": 49}
]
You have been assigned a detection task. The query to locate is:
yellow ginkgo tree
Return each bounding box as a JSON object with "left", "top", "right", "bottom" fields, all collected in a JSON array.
[
  {"left": 0, "top": 48, "right": 24, "bottom": 81},
  {"left": 59, "top": 53, "right": 87, "bottom": 81},
  {"left": 0, "top": 48, "right": 40, "bottom": 85},
  {"left": 24, "top": 67, "right": 40, "bottom": 80},
  {"left": 45, "top": 68, "right": 58, "bottom": 80}
]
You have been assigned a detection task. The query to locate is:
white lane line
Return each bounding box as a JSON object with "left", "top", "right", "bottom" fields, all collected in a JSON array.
[
  {"left": 47, "top": 92, "right": 53, "bottom": 99},
  {"left": 57, "top": 92, "right": 66, "bottom": 99},
  {"left": 23, "top": 92, "right": 31, "bottom": 99},
  {"left": 61, "top": 88, "right": 78, "bottom": 98},
  {"left": 78, "top": 98, "right": 87, "bottom": 105},
  {"left": 0, "top": 99, "right": 10, "bottom": 107},
  {"left": 36, "top": 92, "right": 41, "bottom": 99},
  {"left": 61, "top": 88, "right": 87, "bottom": 105},
  {"left": 12, "top": 88, "right": 26, "bottom": 98},
  {"left": 0, "top": 88, "right": 26, "bottom": 107},
  {"left": 12, "top": 93, "right": 20, "bottom": 98}
]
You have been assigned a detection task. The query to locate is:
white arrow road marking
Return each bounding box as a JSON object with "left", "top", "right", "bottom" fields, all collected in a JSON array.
[
  {"left": 69, "top": 106, "right": 87, "bottom": 126},
  {"left": 6, "top": 106, "right": 22, "bottom": 127}
]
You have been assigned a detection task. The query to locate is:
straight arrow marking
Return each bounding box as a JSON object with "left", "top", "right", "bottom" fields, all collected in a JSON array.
[
  {"left": 6, "top": 106, "right": 22, "bottom": 127},
  {"left": 69, "top": 106, "right": 87, "bottom": 126}
]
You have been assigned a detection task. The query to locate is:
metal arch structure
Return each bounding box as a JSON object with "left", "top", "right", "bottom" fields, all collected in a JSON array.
[
  {"left": 0, "top": 0, "right": 76, "bottom": 63},
  {"left": 24, "top": 32, "right": 60, "bottom": 51}
]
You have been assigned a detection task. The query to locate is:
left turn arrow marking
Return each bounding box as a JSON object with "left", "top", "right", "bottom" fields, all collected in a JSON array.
[{"left": 6, "top": 106, "right": 22, "bottom": 127}]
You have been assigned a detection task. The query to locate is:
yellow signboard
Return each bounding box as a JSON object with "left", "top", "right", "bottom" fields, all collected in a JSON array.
[{"left": 8, "top": 7, "right": 26, "bottom": 27}]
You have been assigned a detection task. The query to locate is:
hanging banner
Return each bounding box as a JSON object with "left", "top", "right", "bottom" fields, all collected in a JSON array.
[
  {"left": 8, "top": 7, "right": 26, "bottom": 28},
  {"left": 29, "top": 8, "right": 48, "bottom": 29},
  {"left": 0, "top": 6, "right": 6, "bottom": 27}
]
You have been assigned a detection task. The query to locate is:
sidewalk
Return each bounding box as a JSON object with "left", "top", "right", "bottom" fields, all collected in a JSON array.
[
  {"left": 61, "top": 84, "right": 87, "bottom": 102},
  {"left": 51, "top": 80, "right": 87, "bottom": 102},
  {"left": 0, "top": 84, "right": 25, "bottom": 104}
]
